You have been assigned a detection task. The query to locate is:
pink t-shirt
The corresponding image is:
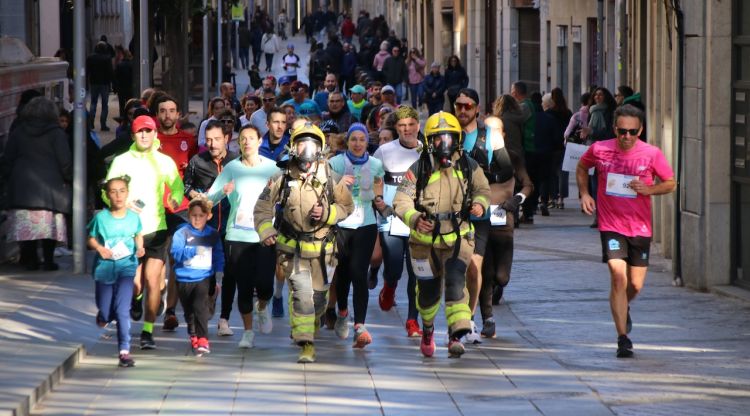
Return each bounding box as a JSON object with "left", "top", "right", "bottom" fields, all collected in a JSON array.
[{"left": 579, "top": 139, "right": 674, "bottom": 237}]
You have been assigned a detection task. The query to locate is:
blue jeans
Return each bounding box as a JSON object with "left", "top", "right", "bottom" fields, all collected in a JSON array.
[
  {"left": 394, "top": 83, "right": 404, "bottom": 105},
  {"left": 409, "top": 82, "right": 424, "bottom": 108},
  {"left": 89, "top": 84, "right": 110, "bottom": 129},
  {"left": 95, "top": 273, "right": 134, "bottom": 352},
  {"left": 379, "top": 231, "right": 418, "bottom": 321}
]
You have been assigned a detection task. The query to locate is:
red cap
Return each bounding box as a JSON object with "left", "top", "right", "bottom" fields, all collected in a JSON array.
[{"left": 131, "top": 115, "right": 157, "bottom": 133}]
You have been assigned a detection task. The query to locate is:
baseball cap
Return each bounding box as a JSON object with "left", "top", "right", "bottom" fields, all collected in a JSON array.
[
  {"left": 131, "top": 115, "right": 157, "bottom": 133},
  {"left": 349, "top": 84, "right": 366, "bottom": 94},
  {"left": 279, "top": 75, "right": 292, "bottom": 85},
  {"left": 381, "top": 85, "right": 395, "bottom": 94},
  {"left": 430, "top": 61, "right": 441, "bottom": 68},
  {"left": 298, "top": 102, "right": 321, "bottom": 117}
]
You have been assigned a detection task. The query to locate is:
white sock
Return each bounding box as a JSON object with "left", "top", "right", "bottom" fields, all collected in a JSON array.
[
  {"left": 119, "top": 349, "right": 129, "bottom": 356},
  {"left": 273, "top": 280, "right": 284, "bottom": 298}
]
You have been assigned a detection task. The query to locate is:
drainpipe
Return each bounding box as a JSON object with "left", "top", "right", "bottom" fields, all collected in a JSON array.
[{"left": 673, "top": 2, "right": 684, "bottom": 286}]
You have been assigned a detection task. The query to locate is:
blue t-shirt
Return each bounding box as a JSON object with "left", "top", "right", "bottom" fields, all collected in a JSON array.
[
  {"left": 328, "top": 154, "right": 385, "bottom": 228},
  {"left": 88, "top": 209, "right": 142, "bottom": 283},
  {"left": 462, "top": 128, "right": 479, "bottom": 153}
]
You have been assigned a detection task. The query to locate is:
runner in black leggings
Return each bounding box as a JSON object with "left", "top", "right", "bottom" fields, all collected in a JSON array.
[{"left": 329, "top": 123, "right": 384, "bottom": 348}]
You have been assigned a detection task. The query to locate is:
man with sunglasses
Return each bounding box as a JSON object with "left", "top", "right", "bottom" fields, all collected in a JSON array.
[
  {"left": 283, "top": 81, "right": 321, "bottom": 115},
  {"left": 251, "top": 88, "right": 277, "bottom": 136},
  {"left": 577, "top": 104, "right": 675, "bottom": 358}
]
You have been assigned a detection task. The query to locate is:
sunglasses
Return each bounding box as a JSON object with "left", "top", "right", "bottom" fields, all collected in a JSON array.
[
  {"left": 616, "top": 128, "right": 640, "bottom": 136},
  {"left": 454, "top": 102, "right": 475, "bottom": 111},
  {"left": 291, "top": 88, "right": 306, "bottom": 93},
  {"left": 262, "top": 98, "right": 275, "bottom": 102},
  {"left": 220, "top": 119, "right": 235, "bottom": 124}
]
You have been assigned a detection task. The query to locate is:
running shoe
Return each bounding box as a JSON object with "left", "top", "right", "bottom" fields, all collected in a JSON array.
[
  {"left": 140, "top": 331, "right": 156, "bottom": 350},
  {"left": 162, "top": 313, "right": 179, "bottom": 332},
  {"left": 405, "top": 319, "right": 422, "bottom": 337},
  {"left": 448, "top": 338, "right": 465, "bottom": 358},
  {"left": 463, "top": 321, "right": 482, "bottom": 344},
  {"left": 481, "top": 318, "right": 496, "bottom": 338},
  {"left": 379, "top": 284, "right": 396, "bottom": 311},
  {"left": 217, "top": 318, "right": 234, "bottom": 336},
  {"left": 324, "top": 307, "right": 337, "bottom": 330},
  {"left": 334, "top": 312, "right": 349, "bottom": 340},
  {"left": 239, "top": 330, "right": 255, "bottom": 349},
  {"left": 130, "top": 294, "right": 143, "bottom": 321},
  {"left": 420, "top": 326, "right": 436, "bottom": 358},
  {"left": 255, "top": 302, "right": 273, "bottom": 334},
  {"left": 271, "top": 296, "right": 284, "bottom": 318},
  {"left": 196, "top": 337, "right": 211, "bottom": 355},
  {"left": 190, "top": 335, "right": 199, "bottom": 349},
  {"left": 298, "top": 342, "right": 316, "bottom": 363},
  {"left": 352, "top": 324, "right": 372, "bottom": 349},
  {"left": 616, "top": 335, "right": 634, "bottom": 358},
  {"left": 118, "top": 353, "right": 135, "bottom": 368},
  {"left": 626, "top": 306, "right": 632, "bottom": 334}
]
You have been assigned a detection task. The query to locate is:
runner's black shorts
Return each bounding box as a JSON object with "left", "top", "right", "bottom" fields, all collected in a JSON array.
[
  {"left": 166, "top": 210, "right": 189, "bottom": 234},
  {"left": 600, "top": 231, "right": 651, "bottom": 267},
  {"left": 142, "top": 230, "right": 169, "bottom": 262},
  {"left": 472, "top": 219, "right": 490, "bottom": 256}
]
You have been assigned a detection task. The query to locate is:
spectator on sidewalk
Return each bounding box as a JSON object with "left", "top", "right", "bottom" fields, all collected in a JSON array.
[
  {"left": 577, "top": 104, "right": 676, "bottom": 358},
  {"left": 239, "top": 24, "right": 251, "bottom": 69},
  {"left": 250, "top": 24, "right": 263, "bottom": 67},
  {"left": 1, "top": 97, "right": 72, "bottom": 271},
  {"left": 372, "top": 41, "right": 390, "bottom": 81},
  {"left": 86, "top": 41, "right": 115, "bottom": 131},
  {"left": 113, "top": 48, "right": 134, "bottom": 119},
  {"left": 381, "top": 46, "right": 407, "bottom": 104},
  {"left": 261, "top": 28, "right": 280, "bottom": 72},
  {"left": 423, "top": 62, "right": 446, "bottom": 115},
  {"left": 444, "top": 55, "right": 469, "bottom": 111},
  {"left": 406, "top": 48, "right": 426, "bottom": 109}
]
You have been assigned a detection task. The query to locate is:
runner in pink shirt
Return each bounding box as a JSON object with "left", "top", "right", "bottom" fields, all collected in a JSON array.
[{"left": 577, "top": 104, "right": 676, "bottom": 358}]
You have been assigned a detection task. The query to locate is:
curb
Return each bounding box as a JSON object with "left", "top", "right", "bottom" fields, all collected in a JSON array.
[
  {"left": 9, "top": 345, "right": 85, "bottom": 416},
  {"left": 711, "top": 285, "right": 750, "bottom": 304}
]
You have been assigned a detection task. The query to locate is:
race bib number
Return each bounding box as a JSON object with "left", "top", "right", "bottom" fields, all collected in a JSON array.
[
  {"left": 108, "top": 240, "right": 132, "bottom": 260},
  {"left": 186, "top": 246, "right": 212, "bottom": 270},
  {"left": 605, "top": 173, "right": 638, "bottom": 198},
  {"left": 410, "top": 258, "right": 433, "bottom": 279},
  {"left": 338, "top": 201, "right": 365, "bottom": 228},
  {"left": 234, "top": 195, "right": 258, "bottom": 230},
  {"left": 389, "top": 216, "right": 411, "bottom": 237},
  {"left": 489, "top": 205, "right": 507, "bottom": 226}
]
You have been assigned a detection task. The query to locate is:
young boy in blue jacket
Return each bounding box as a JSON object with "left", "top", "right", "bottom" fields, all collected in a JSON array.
[{"left": 171, "top": 197, "right": 224, "bottom": 355}]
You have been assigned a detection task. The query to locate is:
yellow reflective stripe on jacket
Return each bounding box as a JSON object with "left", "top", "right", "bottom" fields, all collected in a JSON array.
[
  {"left": 258, "top": 221, "right": 274, "bottom": 234},
  {"left": 277, "top": 233, "right": 334, "bottom": 252},
  {"left": 426, "top": 169, "right": 465, "bottom": 185},
  {"left": 409, "top": 223, "right": 474, "bottom": 245},
  {"left": 325, "top": 205, "right": 337, "bottom": 225},
  {"left": 404, "top": 209, "right": 420, "bottom": 227}
]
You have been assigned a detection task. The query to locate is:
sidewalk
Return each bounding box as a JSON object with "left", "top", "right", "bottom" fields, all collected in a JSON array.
[{"left": 1, "top": 187, "right": 748, "bottom": 415}]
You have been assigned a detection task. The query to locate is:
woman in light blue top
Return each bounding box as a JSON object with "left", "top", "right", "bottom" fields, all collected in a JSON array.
[
  {"left": 207, "top": 125, "right": 280, "bottom": 349},
  {"left": 327, "top": 123, "right": 384, "bottom": 348}
]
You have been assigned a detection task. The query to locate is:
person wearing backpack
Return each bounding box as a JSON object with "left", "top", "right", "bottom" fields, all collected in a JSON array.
[{"left": 392, "top": 111, "right": 490, "bottom": 360}]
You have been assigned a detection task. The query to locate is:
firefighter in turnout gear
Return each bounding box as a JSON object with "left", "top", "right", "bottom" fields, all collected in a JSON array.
[
  {"left": 254, "top": 123, "right": 354, "bottom": 363},
  {"left": 392, "top": 112, "right": 491, "bottom": 358}
]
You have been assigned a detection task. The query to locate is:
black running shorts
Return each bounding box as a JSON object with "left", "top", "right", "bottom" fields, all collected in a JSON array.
[
  {"left": 142, "top": 230, "right": 169, "bottom": 262},
  {"left": 600, "top": 231, "right": 651, "bottom": 267}
]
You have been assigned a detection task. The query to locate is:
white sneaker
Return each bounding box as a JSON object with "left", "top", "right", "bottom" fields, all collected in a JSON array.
[
  {"left": 255, "top": 302, "right": 273, "bottom": 334},
  {"left": 334, "top": 313, "right": 349, "bottom": 340},
  {"left": 217, "top": 318, "right": 234, "bottom": 336},
  {"left": 463, "top": 321, "right": 482, "bottom": 345},
  {"left": 238, "top": 330, "right": 255, "bottom": 348}
]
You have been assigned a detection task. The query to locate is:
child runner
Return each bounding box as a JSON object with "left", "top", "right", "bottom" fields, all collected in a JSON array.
[
  {"left": 170, "top": 197, "right": 225, "bottom": 356},
  {"left": 87, "top": 175, "right": 144, "bottom": 367}
]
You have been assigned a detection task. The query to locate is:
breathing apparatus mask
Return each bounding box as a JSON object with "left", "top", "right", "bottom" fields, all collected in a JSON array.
[
  {"left": 429, "top": 132, "right": 460, "bottom": 168},
  {"left": 291, "top": 137, "right": 322, "bottom": 172}
]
